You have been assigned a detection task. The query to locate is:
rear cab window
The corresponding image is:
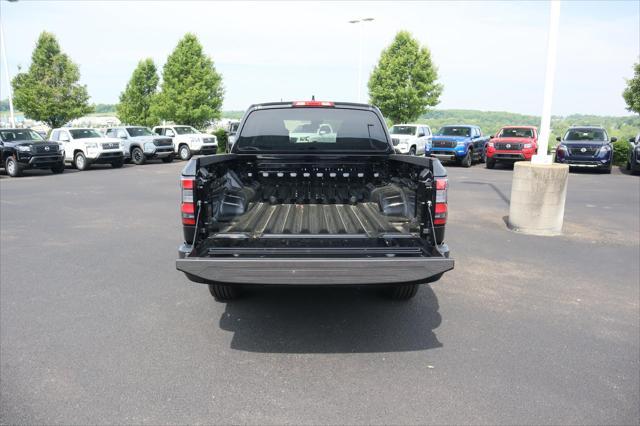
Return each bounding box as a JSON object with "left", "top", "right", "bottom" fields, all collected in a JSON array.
[{"left": 235, "top": 107, "right": 390, "bottom": 153}]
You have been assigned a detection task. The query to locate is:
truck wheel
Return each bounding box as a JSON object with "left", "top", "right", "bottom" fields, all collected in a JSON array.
[
  {"left": 5, "top": 156, "right": 22, "bottom": 177},
  {"left": 51, "top": 162, "right": 65, "bottom": 174},
  {"left": 209, "top": 284, "right": 240, "bottom": 301},
  {"left": 486, "top": 158, "right": 496, "bottom": 169},
  {"left": 131, "top": 147, "right": 146, "bottom": 165},
  {"left": 409, "top": 146, "right": 416, "bottom": 156},
  {"left": 179, "top": 145, "right": 192, "bottom": 161},
  {"left": 74, "top": 152, "right": 89, "bottom": 170},
  {"left": 161, "top": 154, "right": 175, "bottom": 163},
  {"left": 111, "top": 158, "right": 124, "bottom": 168},
  {"left": 461, "top": 150, "right": 472, "bottom": 167},
  {"left": 386, "top": 284, "right": 419, "bottom": 300}
]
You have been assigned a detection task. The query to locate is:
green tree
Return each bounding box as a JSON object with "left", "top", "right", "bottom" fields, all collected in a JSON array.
[
  {"left": 368, "top": 31, "right": 442, "bottom": 124},
  {"left": 116, "top": 59, "right": 159, "bottom": 126},
  {"left": 152, "top": 33, "right": 224, "bottom": 128},
  {"left": 11, "top": 32, "right": 92, "bottom": 128},
  {"left": 623, "top": 62, "right": 640, "bottom": 114}
]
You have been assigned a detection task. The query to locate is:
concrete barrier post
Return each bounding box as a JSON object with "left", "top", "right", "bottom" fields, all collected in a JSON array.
[{"left": 508, "top": 162, "right": 569, "bottom": 236}]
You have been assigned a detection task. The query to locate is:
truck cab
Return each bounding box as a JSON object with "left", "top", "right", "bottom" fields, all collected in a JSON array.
[
  {"left": 152, "top": 125, "right": 217, "bottom": 161},
  {"left": 389, "top": 124, "right": 432, "bottom": 156},
  {"left": 486, "top": 126, "right": 538, "bottom": 169},
  {"left": 428, "top": 125, "right": 488, "bottom": 167},
  {"left": 105, "top": 126, "right": 175, "bottom": 165},
  {"left": 50, "top": 128, "right": 124, "bottom": 170}
]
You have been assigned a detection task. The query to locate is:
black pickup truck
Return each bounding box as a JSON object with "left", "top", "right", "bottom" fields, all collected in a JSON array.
[
  {"left": 176, "top": 101, "right": 454, "bottom": 301},
  {"left": 0, "top": 128, "right": 65, "bottom": 177}
]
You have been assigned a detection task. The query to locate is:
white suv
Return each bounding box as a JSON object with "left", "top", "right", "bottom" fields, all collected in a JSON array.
[
  {"left": 389, "top": 124, "right": 432, "bottom": 156},
  {"left": 50, "top": 128, "right": 125, "bottom": 170},
  {"left": 152, "top": 125, "right": 217, "bottom": 161}
]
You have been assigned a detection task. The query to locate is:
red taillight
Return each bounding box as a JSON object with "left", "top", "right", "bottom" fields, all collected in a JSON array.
[
  {"left": 181, "top": 178, "right": 196, "bottom": 225},
  {"left": 292, "top": 101, "right": 335, "bottom": 107},
  {"left": 434, "top": 177, "right": 448, "bottom": 225}
]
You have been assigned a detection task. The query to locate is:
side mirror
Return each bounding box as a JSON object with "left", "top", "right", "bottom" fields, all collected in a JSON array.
[
  {"left": 490, "top": 135, "right": 494, "bottom": 139},
  {"left": 610, "top": 137, "right": 617, "bottom": 143},
  {"left": 60, "top": 136, "right": 70, "bottom": 142},
  {"left": 556, "top": 136, "right": 561, "bottom": 142},
  {"left": 120, "top": 135, "right": 127, "bottom": 140},
  {"left": 630, "top": 137, "right": 636, "bottom": 143},
  {"left": 418, "top": 132, "right": 425, "bottom": 138}
]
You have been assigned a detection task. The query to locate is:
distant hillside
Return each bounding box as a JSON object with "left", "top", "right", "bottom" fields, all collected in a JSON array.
[{"left": 221, "top": 110, "right": 245, "bottom": 120}]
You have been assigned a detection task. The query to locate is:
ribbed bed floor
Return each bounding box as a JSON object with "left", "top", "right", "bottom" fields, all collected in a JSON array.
[{"left": 218, "top": 202, "right": 410, "bottom": 236}]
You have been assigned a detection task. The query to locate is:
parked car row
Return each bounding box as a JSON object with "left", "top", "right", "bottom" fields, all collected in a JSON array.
[
  {"left": 0, "top": 124, "right": 218, "bottom": 177},
  {"left": 391, "top": 122, "right": 638, "bottom": 174}
]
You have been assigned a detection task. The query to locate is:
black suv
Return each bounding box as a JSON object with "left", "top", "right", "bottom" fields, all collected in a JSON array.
[
  {"left": 554, "top": 126, "right": 615, "bottom": 173},
  {"left": 0, "top": 128, "right": 65, "bottom": 177}
]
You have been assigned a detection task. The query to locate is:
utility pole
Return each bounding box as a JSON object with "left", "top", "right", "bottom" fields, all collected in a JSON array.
[
  {"left": 532, "top": 0, "right": 561, "bottom": 164},
  {"left": 0, "top": 16, "right": 16, "bottom": 127},
  {"left": 508, "top": 0, "right": 569, "bottom": 237},
  {"left": 348, "top": 17, "right": 374, "bottom": 103}
]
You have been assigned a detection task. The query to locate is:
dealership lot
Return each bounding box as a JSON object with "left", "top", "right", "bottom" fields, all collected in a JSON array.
[{"left": 1, "top": 162, "right": 638, "bottom": 424}]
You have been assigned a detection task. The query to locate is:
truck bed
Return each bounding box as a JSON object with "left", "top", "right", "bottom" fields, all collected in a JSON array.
[{"left": 217, "top": 201, "right": 412, "bottom": 237}]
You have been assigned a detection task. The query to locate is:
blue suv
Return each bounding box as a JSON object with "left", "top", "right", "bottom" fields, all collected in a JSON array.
[{"left": 427, "top": 125, "right": 489, "bottom": 167}]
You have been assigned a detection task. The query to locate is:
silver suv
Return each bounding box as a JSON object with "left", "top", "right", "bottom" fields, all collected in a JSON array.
[{"left": 105, "top": 126, "right": 175, "bottom": 165}]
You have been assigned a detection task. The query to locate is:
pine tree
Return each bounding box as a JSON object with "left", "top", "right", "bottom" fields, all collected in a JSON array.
[
  {"left": 368, "top": 31, "right": 442, "bottom": 124},
  {"left": 623, "top": 62, "right": 640, "bottom": 115},
  {"left": 152, "top": 34, "right": 224, "bottom": 128},
  {"left": 11, "top": 32, "right": 93, "bottom": 128},
  {"left": 117, "top": 58, "right": 160, "bottom": 126}
]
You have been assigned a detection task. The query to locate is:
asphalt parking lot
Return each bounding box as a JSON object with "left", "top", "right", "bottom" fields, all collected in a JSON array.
[{"left": 1, "top": 160, "right": 638, "bottom": 425}]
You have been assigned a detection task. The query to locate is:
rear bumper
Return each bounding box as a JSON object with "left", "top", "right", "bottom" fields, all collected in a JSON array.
[{"left": 176, "top": 244, "right": 454, "bottom": 286}]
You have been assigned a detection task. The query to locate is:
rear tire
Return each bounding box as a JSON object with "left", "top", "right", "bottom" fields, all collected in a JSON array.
[
  {"left": 111, "top": 158, "right": 124, "bottom": 168},
  {"left": 486, "top": 158, "right": 496, "bottom": 169},
  {"left": 51, "top": 162, "right": 65, "bottom": 174},
  {"left": 208, "top": 284, "right": 240, "bottom": 301},
  {"left": 179, "top": 145, "right": 192, "bottom": 161},
  {"left": 74, "top": 152, "right": 89, "bottom": 170},
  {"left": 386, "top": 284, "right": 419, "bottom": 300},
  {"left": 131, "top": 147, "right": 146, "bottom": 165},
  {"left": 5, "top": 156, "right": 22, "bottom": 177},
  {"left": 161, "top": 154, "right": 175, "bottom": 163}
]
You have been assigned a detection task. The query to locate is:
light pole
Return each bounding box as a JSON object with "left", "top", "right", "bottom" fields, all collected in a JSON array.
[
  {"left": 348, "top": 17, "right": 374, "bottom": 103},
  {"left": 0, "top": 15, "right": 15, "bottom": 127},
  {"left": 532, "top": 0, "right": 561, "bottom": 164},
  {"left": 508, "top": 0, "right": 568, "bottom": 237}
]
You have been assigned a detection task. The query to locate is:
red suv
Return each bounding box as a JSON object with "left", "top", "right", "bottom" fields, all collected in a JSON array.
[{"left": 486, "top": 126, "right": 538, "bottom": 169}]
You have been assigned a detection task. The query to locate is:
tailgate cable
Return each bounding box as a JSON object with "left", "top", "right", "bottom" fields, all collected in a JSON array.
[
  {"left": 426, "top": 200, "right": 445, "bottom": 258},
  {"left": 193, "top": 200, "right": 203, "bottom": 244}
]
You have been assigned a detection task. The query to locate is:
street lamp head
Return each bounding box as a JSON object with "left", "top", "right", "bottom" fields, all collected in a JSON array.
[
  {"left": 362, "top": 18, "right": 375, "bottom": 22},
  {"left": 348, "top": 20, "right": 360, "bottom": 24}
]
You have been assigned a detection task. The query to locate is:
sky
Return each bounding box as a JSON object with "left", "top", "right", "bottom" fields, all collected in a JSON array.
[{"left": 1, "top": 0, "right": 638, "bottom": 116}]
